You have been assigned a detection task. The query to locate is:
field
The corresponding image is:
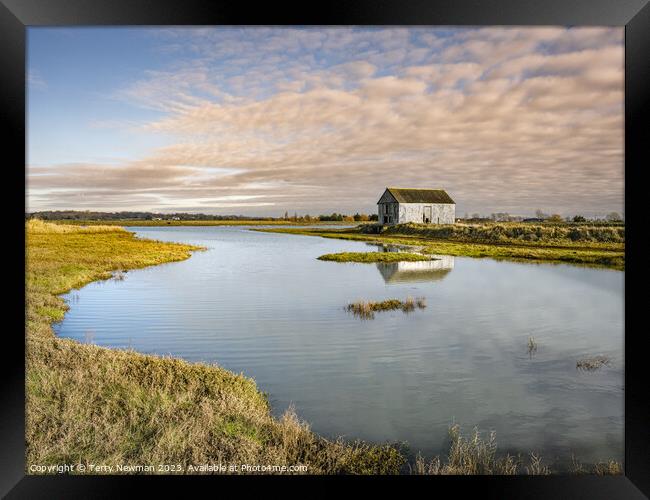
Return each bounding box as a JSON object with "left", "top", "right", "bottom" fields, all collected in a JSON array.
[
  {"left": 25, "top": 219, "right": 622, "bottom": 474},
  {"left": 255, "top": 222, "right": 625, "bottom": 270}
]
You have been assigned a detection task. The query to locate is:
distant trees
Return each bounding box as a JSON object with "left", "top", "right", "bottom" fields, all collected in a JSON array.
[
  {"left": 489, "top": 212, "right": 523, "bottom": 222},
  {"left": 26, "top": 210, "right": 394, "bottom": 224},
  {"left": 547, "top": 214, "right": 563, "bottom": 223},
  {"left": 606, "top": 212, "right": 623, "bottom": 222},
  {"left": 573, "top": 215, "right": 586, "bottom": 222},
  {"left": 27, "top": 211, "right": 275, "bottom": 221},
  {"left": 318, "top": 213, "right": 344, "bottom": 221}
]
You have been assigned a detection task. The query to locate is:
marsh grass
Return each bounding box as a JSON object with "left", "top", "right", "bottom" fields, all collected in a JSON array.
[
  {"left": 360, "top": 221, "right": 625, "bottom": 245},
  {"left": 412, "top": 425, "right": 518, "bottom": 475},
  {"left": 411, "top": 426, "right": 620, "bottom": 476},
  {"left": 318, "top": 252, "right": 432, "bottom": 263},
  {"left": 27, "top": 218, "right": 127, "bottom": 234},
  {"left": 526, "top": 452, "right": 551, "bottom": 475},
  {"left": 527, "top": 337, "right": 538, "bottom": 358},
  {"left": 256, "top": 224, "right": 624, "bottom": 270},
  {"left": 346, "top": 297, "right": 426, "bottom": 319},
  {"left": 112, "top": 270, "right": 126, "bottom": 281},
  {"left": 576, "top": 355, "right": 611, "bottom": 371},
  {"left": 593, "top": 460, "right": 623, "bottom": 475},
  {"left": 570, "top": 456, "right": 622, "bottom": 475}
]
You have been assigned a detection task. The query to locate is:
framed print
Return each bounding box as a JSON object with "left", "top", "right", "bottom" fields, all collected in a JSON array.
[{"left": 2, "top": 0, "right": 649, "bottom": 497}]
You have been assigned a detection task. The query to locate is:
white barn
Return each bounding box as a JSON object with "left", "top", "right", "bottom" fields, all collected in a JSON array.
[{"left": 377, "top": 187, "right": 455, "bottom": 225}]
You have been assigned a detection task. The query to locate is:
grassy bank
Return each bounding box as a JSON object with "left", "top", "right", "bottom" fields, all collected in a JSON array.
[
  {"left": 42, "top": 219, "right": 351, "bottom": 227},
  {"left": 26, "top": 219, "right": 622, "bottom": 474},
  {"left": 318, "top": 251, "right": 432, "bottom": 263},
  {"left": 26, "top": 219, "right": 403, "bottom": 474},
  {"left": 361, "top": 221, "right": 624, "bottom": 246},
  {"left": 254, "top": 222, "right": 624, "bottom": 270}
]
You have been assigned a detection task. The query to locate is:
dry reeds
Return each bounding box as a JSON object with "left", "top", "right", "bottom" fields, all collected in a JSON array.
[
  {"left": 346, "top": 297, "right": 426, "bottom": 319},
  {"left": 113, "top": 270, "right": 127, "bottom": 281},
  {"left": 411, "top": 425, "right": 518, "bottom": 475},
  {"left": 576, "top": 355, "right": 611, "bottom": 371},
  {"left": 410, "top": 427, "right": 619, "bottom": 475},
  {"left": 27, "top": 218, "right": 126, "bottom": 234}
]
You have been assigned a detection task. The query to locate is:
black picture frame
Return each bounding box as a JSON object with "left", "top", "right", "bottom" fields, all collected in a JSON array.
[{"left": 2, "top": 0, "right": 648, "bottom": 497}]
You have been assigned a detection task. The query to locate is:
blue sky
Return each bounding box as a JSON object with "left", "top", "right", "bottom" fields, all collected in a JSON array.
[
  {"left": 28, "top": 28, "right": 172, "bottom": 166},
  {"left": 27, "top": 27, "right": 624, "bottom": 216}
]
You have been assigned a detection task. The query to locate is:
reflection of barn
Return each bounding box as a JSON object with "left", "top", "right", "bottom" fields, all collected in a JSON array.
[{"left": 376, "top": 255, "right": 455, "bottom": 283}]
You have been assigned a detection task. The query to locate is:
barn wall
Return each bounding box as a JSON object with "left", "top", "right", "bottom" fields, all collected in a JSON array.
[
  {"left": 378, "top": 202, "right": 399, "bottom": 223},
  {"left": 398, "top": 203, "right": 455, "bottom": 224}
]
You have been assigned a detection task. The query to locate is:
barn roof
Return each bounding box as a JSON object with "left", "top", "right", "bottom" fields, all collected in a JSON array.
[{"left": 380, "top": 187, "right": 455, "bottom": 204}]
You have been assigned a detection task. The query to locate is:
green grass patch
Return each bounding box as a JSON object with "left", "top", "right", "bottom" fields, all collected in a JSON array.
[{"left": 318, "top": 251, "right": 432, "bottom": 263}]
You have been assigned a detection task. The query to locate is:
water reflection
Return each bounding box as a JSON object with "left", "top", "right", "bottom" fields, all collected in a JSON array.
[{"left": 377, "top": 255, "right": 455, "bottom": 284}]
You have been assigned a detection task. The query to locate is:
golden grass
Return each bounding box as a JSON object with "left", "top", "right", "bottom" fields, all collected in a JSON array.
[{"left": 27, "top": 218, "right": 127, "bottom": 234}]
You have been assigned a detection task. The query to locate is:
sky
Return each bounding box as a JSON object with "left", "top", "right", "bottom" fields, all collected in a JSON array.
[{"left": 27, "top": 27, "right": 624, "bottom": 217}]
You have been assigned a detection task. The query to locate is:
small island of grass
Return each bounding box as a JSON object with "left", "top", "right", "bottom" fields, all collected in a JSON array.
[
  {"left": 317, "top": 251, "right": 432, "bottom": 263},
  {"left": 346, "top": 297, "right": 427, "bottom": 319}
]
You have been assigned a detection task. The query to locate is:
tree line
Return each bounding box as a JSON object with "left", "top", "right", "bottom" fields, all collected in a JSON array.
[
  {"left": 26, "top": 210, "right": 379, "bottom": 222},
  {"left": 461, "top": 210, "right": 624, "bottom": 223}
]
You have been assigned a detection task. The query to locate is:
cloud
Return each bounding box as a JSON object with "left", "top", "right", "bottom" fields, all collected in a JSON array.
[{"left": 27, "top": 27, "right": 624, "bottom": 216}]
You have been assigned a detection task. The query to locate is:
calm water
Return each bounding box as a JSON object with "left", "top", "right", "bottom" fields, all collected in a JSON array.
[{"left": 54, "top": 226, "right": 624, "bottom": 468}]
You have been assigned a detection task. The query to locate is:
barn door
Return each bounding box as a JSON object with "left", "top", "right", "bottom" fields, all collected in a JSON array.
[{"left": 424, "top": 206, "right": 432, "bottom": 223}]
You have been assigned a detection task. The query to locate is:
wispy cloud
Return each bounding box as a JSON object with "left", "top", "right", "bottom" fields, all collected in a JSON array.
[{"left": 27, "top": 27, "right": 624, "bottom": 216}]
